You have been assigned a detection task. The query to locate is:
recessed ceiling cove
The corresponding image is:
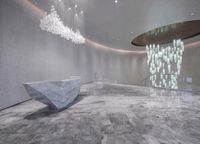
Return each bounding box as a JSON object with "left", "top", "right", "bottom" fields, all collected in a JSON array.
[{"left": 131, "top": 20, "right": 200, "bottom": 46}]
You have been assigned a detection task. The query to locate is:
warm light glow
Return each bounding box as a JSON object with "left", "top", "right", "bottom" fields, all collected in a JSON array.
[{"left": 86, "top": 39, "right": 145, "bottom": 54}]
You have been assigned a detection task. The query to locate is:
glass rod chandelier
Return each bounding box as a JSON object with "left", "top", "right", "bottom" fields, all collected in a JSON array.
[{"left": 146, "top": 39, "right": 184, "bottom": 89}]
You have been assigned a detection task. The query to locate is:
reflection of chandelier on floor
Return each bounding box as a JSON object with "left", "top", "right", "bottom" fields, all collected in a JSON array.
[
  {"left": 40, "top": 6, "right": 85, "bottom": 44},
  {"left": 146, "top": 39, "right": 184, "bottom": 89}
]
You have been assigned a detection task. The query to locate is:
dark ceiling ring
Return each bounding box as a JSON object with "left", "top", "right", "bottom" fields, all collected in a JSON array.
[{"left": 131, "top": 20, "right": 200, "bottom": 46}]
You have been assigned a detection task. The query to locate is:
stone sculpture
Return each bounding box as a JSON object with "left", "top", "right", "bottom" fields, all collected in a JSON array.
[{"left": 24, "top": 78, "right": 81, "bottom": 110}]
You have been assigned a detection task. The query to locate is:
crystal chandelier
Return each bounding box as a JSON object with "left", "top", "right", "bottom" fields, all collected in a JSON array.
[
  {"left": 146, "top": 39, "right": 184, "bottom": 89},
  {"left": 40, "top": 6, "right": 85, "bottom": 44}
]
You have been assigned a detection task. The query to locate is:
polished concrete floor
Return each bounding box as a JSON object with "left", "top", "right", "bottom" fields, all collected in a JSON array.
[{"left": 0, "top": 82, "right": 200, "bottom": 144}]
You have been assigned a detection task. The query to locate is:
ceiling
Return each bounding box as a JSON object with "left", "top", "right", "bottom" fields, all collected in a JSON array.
[
  {"left": 32, "top": 0, "right": 200, "bottom": 50},
  {"left": 131, "top": 20, "right": 200, "bottom": 46},
  {"left": 82, "top": 0, "right": 200, "bottom": 49}
]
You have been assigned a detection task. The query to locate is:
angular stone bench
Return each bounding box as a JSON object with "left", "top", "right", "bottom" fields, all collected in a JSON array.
[{"left": 24, "top": 78, "right": 81, "bottom": 110}]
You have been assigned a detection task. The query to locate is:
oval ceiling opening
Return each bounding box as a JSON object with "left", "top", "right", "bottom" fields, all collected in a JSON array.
[{"left": 131, "top": 20, "right": 200, "bottom": 46}]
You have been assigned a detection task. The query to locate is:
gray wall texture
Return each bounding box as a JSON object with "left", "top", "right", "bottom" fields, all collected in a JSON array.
[
  {"left": 0, "top": 0, "right": 147, "bottom": 109},
  {"left": 0, "top": 0, "right": 200, "bottom": 109}
]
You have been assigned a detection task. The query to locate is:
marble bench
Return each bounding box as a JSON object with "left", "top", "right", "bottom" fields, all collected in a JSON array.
[{"left": 24, "top": 78, "right": 81, "bottom": 110}]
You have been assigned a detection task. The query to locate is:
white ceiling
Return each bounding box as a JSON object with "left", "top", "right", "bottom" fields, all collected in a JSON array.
[
  {"left": 81, "top": 0, "right": 200, "bottom": 49},
  {"left": 34, "top": 0, "right": 200, "bottom": 49}
]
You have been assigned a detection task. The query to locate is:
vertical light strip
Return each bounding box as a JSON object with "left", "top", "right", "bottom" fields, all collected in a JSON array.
[{"left": 146, "top": 39, "right": 184, "bottom": 89}]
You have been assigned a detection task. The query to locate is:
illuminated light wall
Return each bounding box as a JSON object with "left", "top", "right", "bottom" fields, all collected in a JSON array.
[{"left": 146, "top": 39, "right": 184, "bottom": 89}]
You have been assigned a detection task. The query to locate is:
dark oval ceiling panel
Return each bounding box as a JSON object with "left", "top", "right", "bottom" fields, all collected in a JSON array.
[{"left": 131, "top": 20, "right": 200, "bottom": 46}]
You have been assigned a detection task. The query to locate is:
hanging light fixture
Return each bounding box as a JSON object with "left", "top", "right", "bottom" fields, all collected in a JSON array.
[
  {"left": 146, "top": 39, "right": 184, "bottom": 89},
  {"left": 40, "top": 6, "right": 85, "bottom": 44}
]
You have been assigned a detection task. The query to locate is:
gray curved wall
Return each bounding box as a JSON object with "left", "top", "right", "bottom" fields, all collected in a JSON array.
[
  {"left": 0, "top": 0, "right": 200, "bottom": 109},
  {"left": 0, "top": 0, "right": 147, "bottom": 109}
]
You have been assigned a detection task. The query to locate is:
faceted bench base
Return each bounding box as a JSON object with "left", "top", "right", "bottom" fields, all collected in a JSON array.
[{"left": 24, "top": 78, "right": 81, "bottom": 110}]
